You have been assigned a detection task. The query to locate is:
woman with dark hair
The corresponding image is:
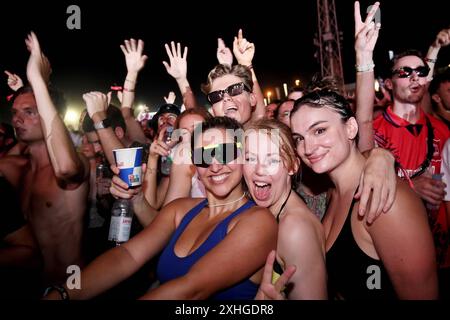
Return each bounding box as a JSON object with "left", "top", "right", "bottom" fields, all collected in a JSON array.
[{"left": 289, "top": 90, "right": 438, "bottom": 299}]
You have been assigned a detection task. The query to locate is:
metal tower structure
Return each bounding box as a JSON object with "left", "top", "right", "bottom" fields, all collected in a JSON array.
[{"left": 315, "top": 0, "right": 344, "bottom": 91}]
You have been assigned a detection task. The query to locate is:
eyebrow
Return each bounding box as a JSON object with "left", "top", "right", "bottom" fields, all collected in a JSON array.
[
  {"left": 308, "top": 120, "right": 327, "bottom": 130},
  {"left": 291, "top": 120, "right": 328, "bottom": 137}
]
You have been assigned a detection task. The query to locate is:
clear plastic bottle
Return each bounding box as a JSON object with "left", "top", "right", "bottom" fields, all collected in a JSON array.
[
  {"left": 160, "top": 126, "right": 174, "bottom": 176},
  {"left": 108, "top": 199, "right": 134, "bottom": 246}
]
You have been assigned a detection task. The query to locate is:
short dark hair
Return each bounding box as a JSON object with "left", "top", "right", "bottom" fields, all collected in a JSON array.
[
  {"left": 11, "top": 85, "right": 67, "bottom": 117},
  {"left": 81, "top": 104, "right": 126, "bottom": 133},
  {"left": 386, "top": 49, "right": 428, "bottom": 78},
  {"left": 429, "top": 67, "right": 450, "bottom": 111},
  {"left": 191, "top": 116, "right": 243, "bottom": 152},
  {"left": 429, "top": 67, "right": 450, "bottom": 96}
]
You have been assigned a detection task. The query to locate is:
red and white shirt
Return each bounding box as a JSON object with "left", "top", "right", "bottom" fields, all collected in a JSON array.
[{"left": 373, "top": 106, "right": 450, "bottom": 268}]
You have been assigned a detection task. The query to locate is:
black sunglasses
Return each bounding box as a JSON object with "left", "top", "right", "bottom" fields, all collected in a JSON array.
[
  {"left": 392, "top": 65, "right": 430, "bottom": 78},
  {"left": 207, "top": 82, "right": 251, "bottom": 105},
  {"left": 192, "top": 142, "right": 242, "bottom": 168}
]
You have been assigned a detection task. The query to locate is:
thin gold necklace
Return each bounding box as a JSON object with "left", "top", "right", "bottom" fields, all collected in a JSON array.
[{"left": 206, "top": 192, "right": 246, "bottom": 208}]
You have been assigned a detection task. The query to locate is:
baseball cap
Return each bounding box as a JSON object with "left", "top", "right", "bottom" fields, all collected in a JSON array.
[{"left": 150, "top": 103, "right": 181, "bottom": 129}]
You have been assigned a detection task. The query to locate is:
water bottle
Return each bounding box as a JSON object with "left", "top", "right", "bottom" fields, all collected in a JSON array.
[
  {"left": 108, "top": 199, "right": 134, "bottom": 246},
  {"left": 160, "top": 126, "right": 174, "bottom": 176},
  {"left": 96, "top": 162, "right": 112, "bottom": 198}
]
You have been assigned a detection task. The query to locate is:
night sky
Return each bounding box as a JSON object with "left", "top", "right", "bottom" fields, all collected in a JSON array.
[{"left": 0, "top": 0, "right": 449, "bottom": 124}]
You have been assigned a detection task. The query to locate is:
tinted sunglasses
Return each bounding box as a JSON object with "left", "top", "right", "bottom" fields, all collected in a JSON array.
[
  {"left": 392, "top": 65, "right": 430, "bottom": 78},
  {"left": 192, "top": 142, "right": 242, "bottom": 168},
  {"left": 207, "top": 82, "right": 251, "bottom": 104}
]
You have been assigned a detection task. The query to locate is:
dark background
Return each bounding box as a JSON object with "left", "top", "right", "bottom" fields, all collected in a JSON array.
[{"left": 0, "top": 0, "right": 449, "bottom": 124}]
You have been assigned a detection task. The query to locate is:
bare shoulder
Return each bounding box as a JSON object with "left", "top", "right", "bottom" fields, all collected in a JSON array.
[
  {"left": 239, "top": 204, "right": 276, "bottom": 223},
  {"left": 229, "top": 204, "right": 277, "bottom": 233},
  {"left": 279, "top": 206, "right": 325, "bottom": 246},
  {"left": 166, "top": 197, "right": 206, "bottom": 226}
]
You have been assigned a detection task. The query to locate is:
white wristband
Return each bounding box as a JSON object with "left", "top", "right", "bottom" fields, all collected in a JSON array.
[{"left": 355, "top": 62, "right": 375, "bottom": 73}]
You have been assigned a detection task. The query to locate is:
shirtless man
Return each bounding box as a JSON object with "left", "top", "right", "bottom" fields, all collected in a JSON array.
[{"left": 0, "top": 32, "right": 89, "bottom": 286}]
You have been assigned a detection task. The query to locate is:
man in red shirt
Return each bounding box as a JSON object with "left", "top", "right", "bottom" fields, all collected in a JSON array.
[{"left": 373, "top": 50, "right": 450, "bottom": 275}]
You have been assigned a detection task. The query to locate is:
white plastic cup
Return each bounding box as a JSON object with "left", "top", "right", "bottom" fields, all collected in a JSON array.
[{"left": 112, "top": 147, "right": 143, "bottom": 187}]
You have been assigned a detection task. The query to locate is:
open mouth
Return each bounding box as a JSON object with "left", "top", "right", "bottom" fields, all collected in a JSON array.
[
  {"left": 253, "top": 181, "right": 272, "bottom": 201},
  {"left": 224, "top": 106, "right": 238, "bottom": 117},
  {"left": 409, "top": 84, "right": 421, "bottom": 93}
]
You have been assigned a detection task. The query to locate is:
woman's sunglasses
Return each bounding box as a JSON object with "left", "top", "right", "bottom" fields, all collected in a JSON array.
[
  {"left": 192, "top": 142, "right": 242, "bottom": 168},
  {"left": 391, "top": 65, "right": 430, "bottom": 78},
  {"left": 207, "top": 82, "right": 251, "bottom": 105}
]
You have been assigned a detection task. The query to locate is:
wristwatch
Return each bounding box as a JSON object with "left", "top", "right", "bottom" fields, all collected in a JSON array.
[{"left": 94, "top": 118, "right": 111, "bottom": 130}]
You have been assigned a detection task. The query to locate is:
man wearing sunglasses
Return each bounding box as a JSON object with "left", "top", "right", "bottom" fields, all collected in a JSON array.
[
  {"left": 202, "top": 66, "right": 257, "bottom": 126},
  {"left": 372, "top": 50, "right": 450, "bottom": 275}
]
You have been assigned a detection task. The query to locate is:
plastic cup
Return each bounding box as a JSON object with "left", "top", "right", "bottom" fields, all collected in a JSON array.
[{"left": 112, "top": 147, "right": 143, "bottom": 187}]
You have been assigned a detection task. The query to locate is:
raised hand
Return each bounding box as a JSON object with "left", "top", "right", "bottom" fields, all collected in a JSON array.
[
  {"left": 162, "top": 41, "right": 188, "bottom": 81},
  {"left": 233, "top": 29, "right": 255, "bottom": 67},
  {"left": 117, "top": 90, "right": 123, "bottom": 104},
  {"left": 164, "top": 91, "right": 176, "bottom": 104},
  {"left": 149, "top": 127, "right": 171, "bottom": 161},
  {"left": 25, "top": 32, "right": 52, "bottom": 85},
  {"left": 120, "top": 39, "right": 148, "bottom": 75},
  {"left": 217, "top": 38, "right": 233, "bottom": 67},
  {"left": 106, "top": 91, "right": 112, "bottom": 107},
  {"left": 4, "top": 70, "right": 24, "bottom": 91},
  {"left": 83, "top": 92, "right": 108, "bottom": 118},
  {"left": 432, "top": 28, "right": 450, "bottom": 49},
  {"left": 354, "top": 1, "right": 381, "bottom": 54},
  {"left": 255, "top": 251, "right": 296, "bottom": 300}
]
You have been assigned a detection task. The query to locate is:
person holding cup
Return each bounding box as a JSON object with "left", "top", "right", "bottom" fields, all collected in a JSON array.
[{"left": 44, "top": 117, "right": 277, "bottom": 300}]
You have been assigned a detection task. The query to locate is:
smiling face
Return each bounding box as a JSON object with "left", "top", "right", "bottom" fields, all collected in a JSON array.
[
  {"left": 291, "top": 105, "right": 357, "bottom": 174},
  {"left": 194, "top": 127, "right": 244, "bottom": 198},
  {"left": 243, "top": 130, "right": 293, "bottom": 209},
  {"left": 209, "top": 74, "right": 255, "bottom": 124},
  {"left": 11, "top": 92, "right": 44, "bottom": 143}
]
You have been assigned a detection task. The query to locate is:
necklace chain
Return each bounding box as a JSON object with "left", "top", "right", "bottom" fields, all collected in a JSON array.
[{"left": 207, "top": 192, "right": 246, "bottom": 208}]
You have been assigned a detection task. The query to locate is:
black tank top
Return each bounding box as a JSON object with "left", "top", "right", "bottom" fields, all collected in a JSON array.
[{"left": 326, "top": 197, "right": 397, "bottom": 300}]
